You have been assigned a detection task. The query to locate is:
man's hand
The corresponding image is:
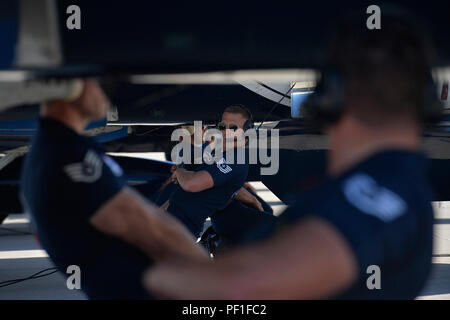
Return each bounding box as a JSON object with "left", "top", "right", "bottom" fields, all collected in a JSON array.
[
  {"left": 253, "top": 199, "right": 264, "bottom": 211},
  {"left": 71, "top": 80, "right": 109, "bottom": 116},
  {"left": 170, "top": 169, "right": 179, "bottom": 184},
  {"left": 158, "top": 165, "right": 178, "bottom": 191}
]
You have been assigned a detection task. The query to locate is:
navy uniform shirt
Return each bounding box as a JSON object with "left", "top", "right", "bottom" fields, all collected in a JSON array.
[
  {"left": 167, "top": 147, "right": 249, "bottom": 238},
  {"left": 277, "top": 150, "right": 434, "bottom": 299},
  {"left": 20, "top": 118, "right": 153, "bottom": 299}
]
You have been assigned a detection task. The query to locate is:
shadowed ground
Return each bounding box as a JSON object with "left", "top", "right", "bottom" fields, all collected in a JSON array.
[{"left": 0, "top": 182, "right": 447, "bottom": 300}]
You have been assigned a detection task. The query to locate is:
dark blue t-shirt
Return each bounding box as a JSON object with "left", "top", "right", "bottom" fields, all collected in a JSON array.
[
  {"left": 167, "top": 147, "right": 249, "bottom": 238},
  {"left": 20, "top": 118, "right": 153, "bottom": 299},
  {"left": 276, "top": 150, "right": 434, "bottom": 299}
]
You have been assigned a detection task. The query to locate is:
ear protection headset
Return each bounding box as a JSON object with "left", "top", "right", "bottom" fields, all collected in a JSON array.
[
  {"left": 300, "top": 8, "right": 444, "bottom": 130},
  {"left": 299, "top": 69, "right": 344, "bottom": 128},
  {"left": 300, "top": 67, "right": 444, "bottom": 129}
]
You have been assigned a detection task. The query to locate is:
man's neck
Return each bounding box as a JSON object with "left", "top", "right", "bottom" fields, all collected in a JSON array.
[
  {"left": 40, "top": 103, "right": 89, "bottom": 134},
  {"left": 327, "top": 115, "right": 420, "bottom": 177}
]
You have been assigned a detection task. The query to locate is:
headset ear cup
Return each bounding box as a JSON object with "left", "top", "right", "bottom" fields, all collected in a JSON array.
[
  {"left": 243, "top": 119, "right": 254, "bottom": 131},
  {"left": 302, "top": 68, "right": 444, "bottom": 128},
  {"left": 222, "top": 105, "right": 254, "bottom": 130},
  {"left": 243, "top": 120, "right": 249, "bottom": 131},
  {"left": 241, "top": 106, "right": 254, "bottom": 131}
]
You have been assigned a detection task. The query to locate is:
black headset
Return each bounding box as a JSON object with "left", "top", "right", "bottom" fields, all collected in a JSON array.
[
  {"left": 299, "top": 69, "right": 344, "bottom": 128},
  {"left": 300, "top": 67, "right": 444, "bottom": 129}
]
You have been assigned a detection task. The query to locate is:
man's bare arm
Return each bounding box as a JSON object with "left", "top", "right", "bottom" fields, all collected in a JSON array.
[
  {"left": 89, "top": 186, "right": 209, "bottom": 261},
  {"left": 144, "top": 217, "right": 358, "bottom": 299},
  {"left": 173, "top": 168, "right": 214, "bottom": 192}
]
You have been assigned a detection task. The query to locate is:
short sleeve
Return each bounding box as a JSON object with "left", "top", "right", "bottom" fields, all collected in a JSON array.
[
  {"left": 58, "top": 148, "right": 126, "bottom": 219},
  {"left": 203, "top": 158, "right": 247, "bottom": 187},
  {"left": 314, "top": 174, "right": 414, "bottom": 277}
]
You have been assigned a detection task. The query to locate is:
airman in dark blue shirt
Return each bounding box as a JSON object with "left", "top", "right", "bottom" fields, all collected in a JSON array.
[
  {"left": 20, "top": 80, "right": 208, "bottom": 299},
  {"left": 144, "top": 11, "right": 440, "bottom": 299},
  {"left": 166, "top": 106, "right": 253, "bottom": 238}
]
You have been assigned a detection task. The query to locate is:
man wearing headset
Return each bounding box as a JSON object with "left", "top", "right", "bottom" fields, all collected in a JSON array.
[
  {"left": 165, "top": 105, "right": 253, "bottom": 239},
  {"left": 159, "top": 122, "right": 263, "bottom": 214},
  {"left": 144, "top": 11, "right": 441, "bottom": 299}
]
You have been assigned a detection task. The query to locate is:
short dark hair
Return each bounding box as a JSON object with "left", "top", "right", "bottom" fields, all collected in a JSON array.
[
  {"left": 223, "top": 105, "right": 252, "bottom": 121},
  {"left": 329, "top": 7, "right": 434, "bottom": 124}
]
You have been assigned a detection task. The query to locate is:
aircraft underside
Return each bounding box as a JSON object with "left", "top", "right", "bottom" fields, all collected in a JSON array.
[{"left": 1, "top": 0, "right": 450, "bottom": 221}]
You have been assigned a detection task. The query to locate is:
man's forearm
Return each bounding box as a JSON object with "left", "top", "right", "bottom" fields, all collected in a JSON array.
[
  {"left": 174, "top": 168, "right": 214, "bottom": 192},
  {"left": 145, "top": 217, "right": 358, "bottom": 299},
  {"left": 122, "top": 189, "right": 209, "bottom": 261},
  {"left": 235, "top": 187, "right": 263, "bottom": 211},
  {"left": 174, "top": 168, "right": 196, "bottom": 191}
]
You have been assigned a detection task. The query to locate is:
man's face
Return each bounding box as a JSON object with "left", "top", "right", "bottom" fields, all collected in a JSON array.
[
  {"left": 74, "top": 80, "right": 109, "bottom": 120},
  {"left": 219, "top": 112, "right": 247, "bottom": 148}
]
